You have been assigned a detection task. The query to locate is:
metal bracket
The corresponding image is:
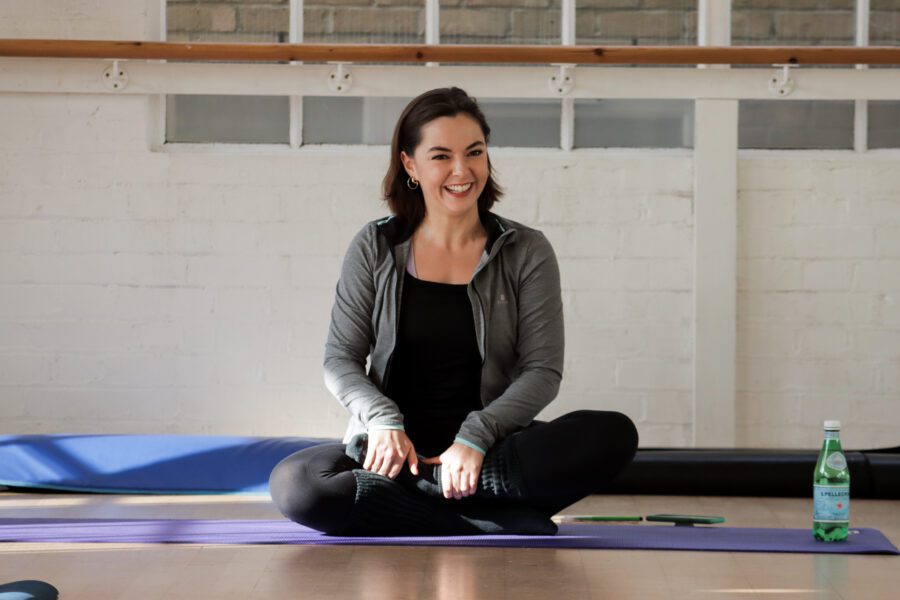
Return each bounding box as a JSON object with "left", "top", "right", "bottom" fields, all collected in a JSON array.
[
  {"left": 549, "top": 64, "right": 574, "bottom": 96},
  {"left": 103, "top": 60, "right": 128, "bottom": 91},
  {"left": 328, "top": 63, "right": 353, "bottom": 93},
  {"left": 768, "top": 64, "right": 796, "bottom": 97}
]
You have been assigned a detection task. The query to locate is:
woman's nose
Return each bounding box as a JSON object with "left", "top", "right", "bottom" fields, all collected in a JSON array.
[{"left": 452, "top": 157, "right": 465, "bottom": 175}]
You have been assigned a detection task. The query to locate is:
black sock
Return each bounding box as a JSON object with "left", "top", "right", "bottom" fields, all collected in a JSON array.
[
  {"left": 346, "top": 469, "right": 556, "bottom": 536},
  {"left": 476, "top": 436, "right": 526, "bottom": 501},
  {"left": 346, "top": 434, "right": 526, "bottom": 502}
]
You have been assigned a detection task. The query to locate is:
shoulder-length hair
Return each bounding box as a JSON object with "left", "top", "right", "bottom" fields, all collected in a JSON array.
[{"left": 382, "top": 87, "right": 503, "bottom": 227}]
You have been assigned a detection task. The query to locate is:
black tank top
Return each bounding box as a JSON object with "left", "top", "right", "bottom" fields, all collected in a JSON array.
[{"left": 386, "top": 274, "right": 483, "bottom": 457}]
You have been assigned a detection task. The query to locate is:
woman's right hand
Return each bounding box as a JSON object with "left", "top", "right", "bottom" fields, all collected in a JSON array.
[{"left": 365, "top": 429, "right": 420, "bottom": 480}]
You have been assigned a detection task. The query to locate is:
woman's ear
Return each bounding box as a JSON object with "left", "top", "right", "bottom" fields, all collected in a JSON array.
[{"left": 400, "top": 151, "right": 416, "bottom": 180}]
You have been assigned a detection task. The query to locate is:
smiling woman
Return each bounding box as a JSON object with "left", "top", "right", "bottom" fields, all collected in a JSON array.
[{"left": 267, "top": 87, "right": 639, "bottom": 537}]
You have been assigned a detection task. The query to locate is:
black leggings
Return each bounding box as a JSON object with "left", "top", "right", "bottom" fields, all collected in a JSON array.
[{"left": 269, "top": 410, "right": 638, "bottom": 534}]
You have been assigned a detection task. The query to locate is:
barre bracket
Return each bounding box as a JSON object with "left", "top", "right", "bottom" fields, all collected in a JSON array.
[
  {"left": 549, "top": 64, "right": 574, "bottom": 96},
  {"left": 768, "top": 64, "right": 796, "bottom": 97},
  {"left": 103, "top": 60, "right": 128, "bottom": 91},
  {"left": 328, "top": 63, "right": 353, "bottom": 93}
]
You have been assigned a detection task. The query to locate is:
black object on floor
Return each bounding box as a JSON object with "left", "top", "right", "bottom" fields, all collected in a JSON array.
[
  {"left": 606, "top": 447, "right": 900, "bottom": 499},
  {"left": 0, "top": 580, "right": 59, "bottom": 600}
]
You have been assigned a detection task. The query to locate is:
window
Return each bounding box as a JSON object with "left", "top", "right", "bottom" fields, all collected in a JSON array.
[
  {"left": 166, "top": 0, "right": 291, "bottom": 144},
  {"left": 734, "top": 0, "right": 856, "bottom": 150},
  {"left": 162, "top": 1, "right": 897, "bottom": 150}
]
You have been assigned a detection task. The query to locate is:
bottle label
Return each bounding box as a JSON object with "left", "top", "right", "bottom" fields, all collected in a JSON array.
[
  {"left": 814, "top": 485, "right": 850, "bottom": 522},
  {"left": 825, "top": 453, "right": 847, "bottom": 470}
]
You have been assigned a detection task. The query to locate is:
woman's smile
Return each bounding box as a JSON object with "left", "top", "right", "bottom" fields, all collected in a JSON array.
[{"left": 444, "top": 182, "right": 474, "bottom": 196}]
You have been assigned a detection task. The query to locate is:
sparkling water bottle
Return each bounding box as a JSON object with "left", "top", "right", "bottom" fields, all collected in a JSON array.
[{"left": 813, "top": 420, "right": 850, "bottom": 542}]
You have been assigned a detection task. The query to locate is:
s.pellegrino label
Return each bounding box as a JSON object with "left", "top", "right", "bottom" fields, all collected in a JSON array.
[{"left": 813, "top": 484, "right": 850, "bottom": 522}]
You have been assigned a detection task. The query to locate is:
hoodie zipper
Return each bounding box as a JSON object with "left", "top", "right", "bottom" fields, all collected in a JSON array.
[
  {"left": 469, "top": 225, "right": 513, "bottom": 366},
  {"left": 381, "top": 243, "right": 407, "bottom": 392}
]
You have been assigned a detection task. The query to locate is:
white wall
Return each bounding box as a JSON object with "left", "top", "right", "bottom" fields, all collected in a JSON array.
[
  {"left": 737, "top": 156, "right": 900, "bottom": 449},
  {"left": 0, "top": 1, "right": 897, "bottom": 450}
]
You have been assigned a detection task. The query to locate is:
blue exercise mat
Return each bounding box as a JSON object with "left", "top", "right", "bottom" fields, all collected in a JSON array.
[
  {"left": 0, "top": 580, "right": 58, "bottom": 600},
  {"left": 0, "top": 518, "right": 896, "bottom": 554},
  {"left": 0, "top": 435, "right": 329, "bottom": 494}
]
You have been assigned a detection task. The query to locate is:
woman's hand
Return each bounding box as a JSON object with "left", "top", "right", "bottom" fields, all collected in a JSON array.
[
  {"left": 364, "top": 429, "right": 419, "bottom": 480},
  {"left": 422, "top": 443, "right": 484, "bottom": 500}
]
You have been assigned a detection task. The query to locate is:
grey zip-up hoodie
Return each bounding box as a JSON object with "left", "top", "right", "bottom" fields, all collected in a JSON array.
[{"left": 324, "top": 212, "right": 564, "bottom": 453}]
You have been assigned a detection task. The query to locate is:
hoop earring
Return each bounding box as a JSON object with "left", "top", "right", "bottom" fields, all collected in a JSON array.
[{"left": 406, "top": 177, "right": 419, "bottom": 190}]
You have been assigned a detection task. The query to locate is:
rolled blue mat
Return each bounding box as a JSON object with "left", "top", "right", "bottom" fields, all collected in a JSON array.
[
  {"left": 0, "top": 435, "right": 331, "bottom": 494},
  {"left": 0, "top": 580, "right": 59, "bottom": 600}
]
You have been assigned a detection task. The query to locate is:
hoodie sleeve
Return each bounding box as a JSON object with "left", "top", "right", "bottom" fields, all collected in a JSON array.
[
  {"left": 456, "top": 231, "right": 564, "bottom": 451},
  {"left": 323, "top": 224, "right": 405, "bottom": 430}
]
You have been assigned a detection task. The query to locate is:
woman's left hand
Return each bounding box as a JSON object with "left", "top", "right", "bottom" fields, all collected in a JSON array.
[{"left": 422, "top": 443, "right": 484, "bottom": 500}]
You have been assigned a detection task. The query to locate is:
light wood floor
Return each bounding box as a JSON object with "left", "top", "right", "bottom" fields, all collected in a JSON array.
[{"left": 1, "top": 492, "right": 898, "bottom": 599}]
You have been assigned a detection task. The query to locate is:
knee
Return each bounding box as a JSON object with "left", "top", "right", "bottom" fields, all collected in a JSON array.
[
  {"left": 570, "top": 409, "right": 639, "bottom": 461},
  {"left": 268, "top": 454, "right": 308, "bottom": 523},
  {"left": 268, "top": 448, "right": 355, "bottom": 534},
  {"left": 609, "top": 411, "right": 639, "bottom": 460}
]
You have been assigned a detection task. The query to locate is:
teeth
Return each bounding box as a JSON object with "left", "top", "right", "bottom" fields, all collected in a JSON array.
[{"left": 445, "top": 183, "right": 472, "bottom": 193}]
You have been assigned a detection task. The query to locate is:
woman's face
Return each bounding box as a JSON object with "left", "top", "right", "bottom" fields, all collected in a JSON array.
[{"left": 401, "top": 113, "right": 489, "bottom": 222}]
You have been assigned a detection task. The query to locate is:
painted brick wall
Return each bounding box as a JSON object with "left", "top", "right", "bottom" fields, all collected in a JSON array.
[
  {"left": 0, "top": 90, "right": 698, "bottom": 443},
  {"left": 737, "top": 157, "right": 900, "bottom": 449},
  {"left": 5, "top": 88, "right": 898, "bottom": 448},
  {"left": 1, "top": 0, "right": 898, "bottom": 449}
]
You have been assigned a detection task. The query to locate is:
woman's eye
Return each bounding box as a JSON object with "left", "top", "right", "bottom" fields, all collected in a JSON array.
[
  {"left": 469, "top": 150, "right": 483, "bottom": 157},
  {"left": 431, "top": 154, "right": 448, "bottom": 160}
]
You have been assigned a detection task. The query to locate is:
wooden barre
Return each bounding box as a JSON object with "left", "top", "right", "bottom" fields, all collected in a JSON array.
[{"left": 1, "top": 39, "right": 899, "bottom": 65}]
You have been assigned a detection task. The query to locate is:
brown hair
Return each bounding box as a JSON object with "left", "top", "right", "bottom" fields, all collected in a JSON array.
[{"left": 382, "top": 87, "right": 503, "bottom": 227}]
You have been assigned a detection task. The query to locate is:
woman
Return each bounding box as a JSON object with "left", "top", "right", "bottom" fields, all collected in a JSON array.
[{"left": 270, "top": 87, "right": 638, "bottom": 536}]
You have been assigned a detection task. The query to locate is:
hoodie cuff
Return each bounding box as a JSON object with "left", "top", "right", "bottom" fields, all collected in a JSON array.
[
  {"left": 453, "top": 436, "right": 486, "bottom": 455},
  {"left": 368, "top": 423, "right": 405, "bottom": 431}
]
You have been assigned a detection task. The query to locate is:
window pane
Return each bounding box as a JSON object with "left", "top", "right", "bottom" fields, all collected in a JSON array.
[
  {"left": 870, "top": 0, "right": 900, "bottom": 46},
  {"left": 868, "top": 1, "right": 900, "bottom": 149},
  {"left": 574, "top": 99, "right": 694, "bottom": 149},
  {"left": 739, "top": 101, "right": 854, "bottom": 150},
  {"left": 303, "top": 97, "right": 560, "bottom": 148},
  {"left": 167, "top": 0, "right": 289, "bottom": 43},
  {"left": 732, "top": 0, "right": 855, "bottom": 46},
  {"left": 441, "top": 0, "right": 561, "bottom": 45},
  {"left": 575, "top": 2, "right": 694, "bottom": 148},
  {"left": 577, "top": 0, "right": 697, "bottom": 46},
  {"left": 480, "top": 100, "right": 560, "bottom": 148},
  {"left": 306, "top": 0, "right": 424, "bottom": 43},
  {"left": 436, "top": 1, "right": 562, "bottom": 148},
  {"left": 167, "top": 95, "right": 290, "bottom": 144},
  {"left": 732, "top": 2, "right": 854, "bottom": 150},
  {"left": 303, "top": 97, "right": 411, "bottom": 145},
  {"left": 166, "top": 1, "right": 290, "bottom": 144},
  {"left": 869, "top": 101, "right": 900, "bottom": 149}
]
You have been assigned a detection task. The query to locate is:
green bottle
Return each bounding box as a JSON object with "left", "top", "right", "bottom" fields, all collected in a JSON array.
[{"left": 813, "top": 420, "right": 850, "bottom": 542}]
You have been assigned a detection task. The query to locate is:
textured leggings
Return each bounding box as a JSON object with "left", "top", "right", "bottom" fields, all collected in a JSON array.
[{"left": 269, "top": 410, "right": 638, "bottom": 534}]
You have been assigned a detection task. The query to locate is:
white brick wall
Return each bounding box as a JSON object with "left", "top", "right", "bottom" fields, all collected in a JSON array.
[
  {"left": 1, "top": 3, "right": 898, "bottom": 449},
  {"left": 4, "top": 94, "right": 899, "bottom": 447},
  {"left": 737, "top": 157, "right": 900, "bottom": 450}
]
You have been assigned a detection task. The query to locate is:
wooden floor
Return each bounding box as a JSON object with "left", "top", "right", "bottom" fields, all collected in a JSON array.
[{"left": 1, "top": 492, "right": 898, "bottom": 599}]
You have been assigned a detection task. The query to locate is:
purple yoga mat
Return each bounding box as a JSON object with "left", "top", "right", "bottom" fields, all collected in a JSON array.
[{"left": 0, "top": 518, "right": 897, "bottom": 554}]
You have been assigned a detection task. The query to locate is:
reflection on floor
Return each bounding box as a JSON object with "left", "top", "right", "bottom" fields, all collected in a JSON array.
[{"left": 1, "top": 493, "right": 898, "bottom": 599}]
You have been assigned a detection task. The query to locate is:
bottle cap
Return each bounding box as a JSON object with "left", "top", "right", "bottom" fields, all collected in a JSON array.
[{"left": 824, "top": 420, "right": 841, "bottom": 430}]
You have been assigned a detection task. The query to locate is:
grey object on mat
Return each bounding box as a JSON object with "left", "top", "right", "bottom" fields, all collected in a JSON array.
[
  {"left": 0, "top": 519, "right": 896, "bottom": 555},
  {"left": 0, "top": 580, "right": 59, "bottom": 600}
]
